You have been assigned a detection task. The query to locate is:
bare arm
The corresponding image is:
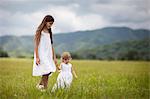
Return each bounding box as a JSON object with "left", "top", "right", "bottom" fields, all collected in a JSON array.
[
  {"left": 52, "top": 45, "right": 57, "bottom": 65},
  {"left": 71, "top": 65, "right": 78, "bottom": 78},
  {"left": 34, "top": 45, "right": 39, "bottom": 58},
  {"left": 34, "top": 41, "right": 40, "bottom": 65},
  {"left": 52, "top": 45, "right": 56, "bottom": 59}
]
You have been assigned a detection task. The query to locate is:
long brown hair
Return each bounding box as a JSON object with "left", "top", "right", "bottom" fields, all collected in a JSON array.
[{"left": 34, "top": 15, "right": 54, "bottom": 48}]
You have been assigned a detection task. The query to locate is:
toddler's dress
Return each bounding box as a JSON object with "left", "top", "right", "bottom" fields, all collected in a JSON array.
[{"left": 52, "top": 63, "right": 73, "bottom": 91}]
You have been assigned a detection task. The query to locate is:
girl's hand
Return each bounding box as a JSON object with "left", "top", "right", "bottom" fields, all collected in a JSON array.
[{"left": 36, "top": 57, "right": 40, "bottom": 65}]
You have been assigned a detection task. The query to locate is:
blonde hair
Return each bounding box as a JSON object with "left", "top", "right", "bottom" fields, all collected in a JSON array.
[{"left": 61, "top": 52, "right": 72, "bottom": 61}]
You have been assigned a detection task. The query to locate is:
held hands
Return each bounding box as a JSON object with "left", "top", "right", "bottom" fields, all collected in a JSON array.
[
  {"left": 54, "top": 59, "right": 61, "bottom": 71},
  {"left": 53, "top": 56, "right": 60, "bottom": 71},
  {"left": 56, "top": 64, "right": 61, "bottom": 70}
]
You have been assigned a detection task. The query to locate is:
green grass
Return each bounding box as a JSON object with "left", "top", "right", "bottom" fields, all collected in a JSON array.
[{"left": 0, "top": 58, "right": 149, "bottom": 99}]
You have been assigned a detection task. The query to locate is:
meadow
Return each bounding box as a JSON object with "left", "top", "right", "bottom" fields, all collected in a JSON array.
[{"left": 0, "top": 58, "right": 149, "bottom": 99}]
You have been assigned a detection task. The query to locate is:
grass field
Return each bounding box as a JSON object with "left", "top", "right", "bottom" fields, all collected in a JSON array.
[{"left": 0, "top": 58, "right": 149, "bottom": 99}]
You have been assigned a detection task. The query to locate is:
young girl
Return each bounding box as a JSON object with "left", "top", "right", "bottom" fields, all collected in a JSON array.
[
  {"left": 51, "top": 52, "right": 77, "bottom": 92},
  {"left": 32, "top": 15, "right": 57, "bottom": 91}
]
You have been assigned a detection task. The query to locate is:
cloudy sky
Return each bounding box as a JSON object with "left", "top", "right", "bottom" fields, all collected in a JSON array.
[{"left": 0, "top": 0, "right": 149, "bottom": 36}]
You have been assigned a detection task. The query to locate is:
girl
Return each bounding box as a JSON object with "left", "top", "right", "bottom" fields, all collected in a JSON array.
[
  {"left": 51, "top": 52, "right": 77, "bottom": 92},
  {"left": 32, "top": 15, "right": 57, "bottom": 91}
]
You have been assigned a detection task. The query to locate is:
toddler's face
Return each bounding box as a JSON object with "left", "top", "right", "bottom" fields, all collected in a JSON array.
[
  {"left": 46, "top": 21, "right": 53, "bottom": 29},
  {"left": 63, "top": 58, "right": 70, "bottom": 64}
]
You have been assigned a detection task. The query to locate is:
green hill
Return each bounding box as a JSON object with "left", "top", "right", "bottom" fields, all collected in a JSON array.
[
  {"left": 54, "top": 27, "right": 149, "bottom": 53},
  {"left": 0, "top": 27, "right": 149, "bottom": 60},
  {"left": 72, "top": 38, "right": 150, "bottom": 60}
]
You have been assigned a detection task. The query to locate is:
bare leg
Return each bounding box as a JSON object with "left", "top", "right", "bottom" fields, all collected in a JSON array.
[
  {"left": 40, "top": 72, "right": 51, "bottom": 89},
  {"left": 39, "top": 76, "right": 44, "bottom": 85},
  {"left": 43, "top": 75, "right": 49, "bottom": 88}
]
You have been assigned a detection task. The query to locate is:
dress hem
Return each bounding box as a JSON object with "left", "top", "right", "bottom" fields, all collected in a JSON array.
[{"left": 32, "top": 71, "right": 55, "bottom": 76}]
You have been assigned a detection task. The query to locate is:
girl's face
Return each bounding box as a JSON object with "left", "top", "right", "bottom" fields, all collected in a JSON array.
[{"left": 46, "top": 21, "right": 53, "bottom": 29}]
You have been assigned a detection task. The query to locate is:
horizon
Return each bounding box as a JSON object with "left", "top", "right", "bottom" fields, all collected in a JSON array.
[{"left": 0, "top": 26, "right": 150, "bottom": 37}]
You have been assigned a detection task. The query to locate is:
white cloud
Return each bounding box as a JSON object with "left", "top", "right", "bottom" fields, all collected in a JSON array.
[
  {"left": 0, "top": 0, "right": 149, "bottom": 36},
  {"left": 0, "top": 4, "right": 109, "bottom": 36}
]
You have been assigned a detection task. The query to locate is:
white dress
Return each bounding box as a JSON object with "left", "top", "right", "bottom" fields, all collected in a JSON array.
[
  {"left": 52, "top": 63, "right": 73, "bottom": 91},
  {"left": 32, "top": 31, "right": 56, "bottom": 76}
]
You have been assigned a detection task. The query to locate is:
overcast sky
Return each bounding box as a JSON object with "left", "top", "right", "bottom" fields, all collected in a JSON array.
[{"left": 0, "top": 0, "right": 150, "bottom": 36}]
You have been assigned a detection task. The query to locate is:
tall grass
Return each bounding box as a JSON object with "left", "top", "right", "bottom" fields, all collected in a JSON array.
[{"left": 0, "top": 58, "right": 149, "bottom": 99}]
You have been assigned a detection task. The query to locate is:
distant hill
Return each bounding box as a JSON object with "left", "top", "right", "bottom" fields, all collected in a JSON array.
[
  {"left": 0, "top": 35, "right": 34, "bottom": 57},
  {"left": 72, "top": 38, "right": 150, "bottom": 60},
  {"left": 0, "top": 27, "right": 150, "bottom": 60},
  {"left": 54, "top": 27, "right": 149, "bottom": 53}
]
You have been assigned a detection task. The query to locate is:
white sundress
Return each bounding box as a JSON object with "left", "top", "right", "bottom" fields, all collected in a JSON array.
[
  {"left": 52, "top": 62, "right": 73, "bottom": 91},
  {"left": 32, "top": 31, "right": 56, "bottom": 76}
]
